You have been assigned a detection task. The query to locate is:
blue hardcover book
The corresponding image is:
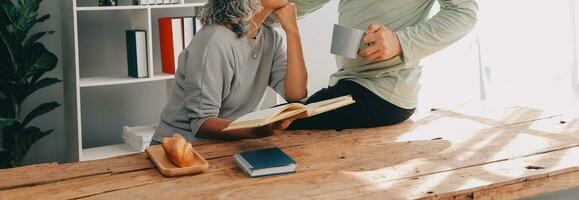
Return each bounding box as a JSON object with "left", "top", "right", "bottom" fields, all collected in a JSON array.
[{"left": 233, "top": 147, "right": 296, "bottom": 178}]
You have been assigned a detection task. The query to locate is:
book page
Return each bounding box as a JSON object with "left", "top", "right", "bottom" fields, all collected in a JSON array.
[
  {"left": 305, "top": 95, "right": 355, "bottom": 116},
  {"left": 225, "top": 103, "right": 306, "bottom": 130}
]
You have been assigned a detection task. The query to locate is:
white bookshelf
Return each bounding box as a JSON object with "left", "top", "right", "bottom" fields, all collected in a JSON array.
[
  {"left": 79, "top": 73, "right": 175, "bottom": 87},
  {"left": 62, "top": 0, "right": 205, "bottom": 161}
]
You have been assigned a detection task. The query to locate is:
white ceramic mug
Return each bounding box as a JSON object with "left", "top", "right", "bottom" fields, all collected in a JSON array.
[{"left": 330, "top": 24, "right": 365, "bottom": 59}]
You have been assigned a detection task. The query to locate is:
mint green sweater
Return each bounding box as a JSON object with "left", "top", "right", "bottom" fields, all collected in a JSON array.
[{"left": 269, "top": 0, "right": 478, "bottom": 109}]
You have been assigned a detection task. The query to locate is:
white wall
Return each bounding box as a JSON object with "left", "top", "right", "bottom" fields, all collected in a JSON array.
[
  {"left": 270, "top": 0, "right": 338, "bottom": 106},
  {"left": 295, "top": 1, "right": 339, "bottom": 94},
  {"left": 21, "top": 0, "right": 67, "bottom": 164}
]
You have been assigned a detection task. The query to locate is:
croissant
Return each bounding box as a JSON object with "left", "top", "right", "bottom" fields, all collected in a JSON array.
[{"left": 161, "top": 134, "right": 194, "bottom": 167}]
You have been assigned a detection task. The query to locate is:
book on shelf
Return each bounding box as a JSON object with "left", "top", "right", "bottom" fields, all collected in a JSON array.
[
  {"left": 159, "top": 16, "right": 198, "bottom": 74},
  {"left": 183, "top": 17, "right": 195, "bottom": 49},
  {"left": 234, "top": 147, "right": 296, "bottom": 177},
  {"left": 125, "top": 30, "right": 149, "bottom": 78},
  {"left": 223, "top": 95, "right": 355, "bottom": 131},
  {"left": 195, "top": 16, "right": 202, "bottom": 33},
  {"left": 159, "top": 17, "right": 184, "bottom": 74},
  {"left": 132, "top": 0, "right": 178, "bottom": 5},
  {"left": 132, "top": 0, "right": 147, "bottom": 5}
]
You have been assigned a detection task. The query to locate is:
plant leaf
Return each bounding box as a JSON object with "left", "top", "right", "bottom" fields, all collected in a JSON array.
[
  {"left": 36, "top": 14, "right": 49, "bottom": 23},
  {"left": 23, "top": 30, "right": 53, "bottom": 49},
  {"left": 22, "top": 101, "right": 59, "bottom": 126},
  {"left": 10, "top": 0, "right": 41, "bottom": 42},
  {"left": 1, "top": 121, "right": 23, "bottom": 165},
  {"left": 0, "top": 0, "right": 57, "bottom": 168},
  {"left": 31, "top": 77, "right": 60, "bottom": 91},
  {"left": 2, "top": 123, "right": 49, "bottom": 166},
  {"left": 2, "top": 123, "right": 51, "bottom": 167},
  {"left": 0, "top": 1, "right": 18, "bottom": 26},
  {"left": 8, "top": 78, "right": 61, "bottom": 106},
  {"left": 0, "top": 98, "right": 14, "bottom": 118},
  {"left": 16, "top": 126, "right": 52, "bottom": 166},
  {"left": 0, "top": 118, "right": 18, "bottom": 126},
  {"left": 23, "top": 43, "right": 57, "bottom": 79},
  {"left": 0, "top": 27, "right": 23, "bottom": 79},
  {"left": 0, "top": 150, "right": 12, "bottom": 169},
  {"left": 0, "top": 80, "right": 28, "bottom": 106}
]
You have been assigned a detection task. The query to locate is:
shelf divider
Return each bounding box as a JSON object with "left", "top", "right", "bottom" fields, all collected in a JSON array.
[
  {"left": 79, "top": 74, "right": 174, "bottom": 88},
  {"left": 81, "top": 143, "right": 140, "bottom": 161}
]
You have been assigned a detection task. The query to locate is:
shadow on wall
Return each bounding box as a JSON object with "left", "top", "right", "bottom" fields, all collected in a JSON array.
[
  {"left": 18, "top": 0, "right": 66, "bottom": 165},
  {"left": 0, "top": 93, "right": 3, "bottom": 147},
  {"left": 270, "top": 0, "right": 339, "bottom": 105}
]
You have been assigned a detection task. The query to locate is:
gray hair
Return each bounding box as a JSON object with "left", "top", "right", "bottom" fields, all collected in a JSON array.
[{"left": 199, "top": 0, "right": 263, "bottom": 38}]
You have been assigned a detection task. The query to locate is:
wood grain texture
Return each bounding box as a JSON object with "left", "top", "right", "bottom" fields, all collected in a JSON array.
[
  {"left": 0, "top": 153, "right": 153, "bottom": 190},
  {"left": 0, "top": 104, "right": 576, "bottom": 200},
  {"left": 81, "top": 116, "right": 579, "bottom": 200},
  {"left": 0, "top": 103, "right": 503, "bottom": 189},
  {"left": 1, "top": 138, "right": 451, "bottom": 199},
  {"left": 441, "top": 170, "right": 579, "bottom": 200}
]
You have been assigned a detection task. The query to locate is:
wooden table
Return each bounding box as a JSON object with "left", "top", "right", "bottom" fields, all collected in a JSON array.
[{"left": 0, "top": 104, "right": 578, "bottom": 199}]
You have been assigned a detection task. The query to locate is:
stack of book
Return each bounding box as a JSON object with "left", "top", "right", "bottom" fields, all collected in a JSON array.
[
  {"left": 133, "top": 0, "right": 179, "bottom": 5},
  {"left": 122, "top": 123, "right": 158, "bottom": 151},
  {"left": 159, "top": 16, "right": 202, "bottom": 74}
]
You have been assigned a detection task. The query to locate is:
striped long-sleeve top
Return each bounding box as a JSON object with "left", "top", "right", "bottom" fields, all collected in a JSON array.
[{"left": 153, "top": 25, "right": 288, "bottom": 142}]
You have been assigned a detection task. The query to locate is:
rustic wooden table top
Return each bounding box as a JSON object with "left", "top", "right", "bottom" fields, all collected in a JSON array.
[{"left": 0, "top": 103, "right": 578, "bottom": 200}]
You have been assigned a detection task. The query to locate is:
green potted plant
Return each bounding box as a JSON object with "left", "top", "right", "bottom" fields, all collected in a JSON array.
[{"left": 0, "top": 0, "right": 60, "bottom": 168}]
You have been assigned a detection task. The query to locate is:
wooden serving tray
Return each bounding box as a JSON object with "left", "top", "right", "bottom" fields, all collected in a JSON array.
[{"left": 146, "top": 145, "right": 209, "bottom": 177}]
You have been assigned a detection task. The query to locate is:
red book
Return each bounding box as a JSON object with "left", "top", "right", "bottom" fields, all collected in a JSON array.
[{"left": 159, "top": 17, "right": 184, "bottom": 74}]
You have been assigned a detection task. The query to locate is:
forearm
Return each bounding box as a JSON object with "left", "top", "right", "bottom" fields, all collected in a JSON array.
[
  {"left": 283, "top": 32, "right": 308, "bottom": 101},
  {"left": 195, "top": 117, "right": 265, "bottom": 140},
  {"left": 396, "top": 0, "right": 478, "bottom": 63},
  {"left": 264, "top": 0, "right": 331, "bottom": 26}
]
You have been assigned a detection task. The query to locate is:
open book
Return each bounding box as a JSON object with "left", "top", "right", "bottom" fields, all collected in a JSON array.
[{"left": 223, "top": 95, "right": 355, "bottom": 131}]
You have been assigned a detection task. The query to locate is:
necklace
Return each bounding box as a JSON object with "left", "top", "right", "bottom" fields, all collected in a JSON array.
[
  {"left": 247, "top": 30, "right": 261, "bottom": 59},
  {"left": 249, "top": 39, "right": 259, "bottom": 58}
]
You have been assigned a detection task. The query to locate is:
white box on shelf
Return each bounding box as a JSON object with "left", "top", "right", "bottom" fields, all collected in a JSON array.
[{"left": 122, "top": 123, "right": 158, "bottom": 151}]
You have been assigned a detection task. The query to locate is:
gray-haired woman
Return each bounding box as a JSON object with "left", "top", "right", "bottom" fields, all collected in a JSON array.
[{"left": 151, "top": 0, "right": 307, "bottom": 143}]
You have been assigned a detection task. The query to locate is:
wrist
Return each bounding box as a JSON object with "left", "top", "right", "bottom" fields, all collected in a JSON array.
[
  {"left": 284, "top": 29, "right": 300, "bottom": 36},
  {"left": 393, "top": 33, "right": 402, "bottom": 56}
]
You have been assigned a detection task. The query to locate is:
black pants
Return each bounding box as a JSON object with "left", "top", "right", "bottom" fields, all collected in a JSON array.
[{"left": 288, "top": 80, "right": 415, "bottom": 131}]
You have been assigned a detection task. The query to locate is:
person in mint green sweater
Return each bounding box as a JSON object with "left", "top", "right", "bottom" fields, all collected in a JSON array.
[{"left": 268, "top": 0, "right": 479, "bottom": 130}]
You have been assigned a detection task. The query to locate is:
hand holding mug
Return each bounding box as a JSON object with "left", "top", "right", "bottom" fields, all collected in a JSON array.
[{"left": 358, "top": 24, "right": 402, "bottom": 61}]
